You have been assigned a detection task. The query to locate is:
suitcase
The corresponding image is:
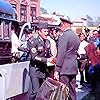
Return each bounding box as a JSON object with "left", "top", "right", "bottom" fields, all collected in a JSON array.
[{"left": 35, "top": 77, "right": 69, "bottom": 100}]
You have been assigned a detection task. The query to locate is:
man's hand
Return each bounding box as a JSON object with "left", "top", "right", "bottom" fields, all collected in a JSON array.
[
  {"left": 35, "top": 56, "right": 42, "bottom": 61},
  {"left": 52, "top": 57, "right": 56, "bottom": 63},
  {"left": 54, "top": 71, "right": 59, "bottom": 81},
  {"left": 47, "top": 56, "right": 55, "bottom": 64}
]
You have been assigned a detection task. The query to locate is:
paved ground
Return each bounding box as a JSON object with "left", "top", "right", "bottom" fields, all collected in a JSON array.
[
  {"left": 8, "top": 71, "right": 91, "bottom": 100},
  {"left": 76, "top": 71, "right": 91, "bottom": 100}
]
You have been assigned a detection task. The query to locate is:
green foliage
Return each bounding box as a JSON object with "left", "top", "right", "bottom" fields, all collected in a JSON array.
[
  {"left": 86, "top": 15, "right": 100, "bottom": 27},
  {"left": 86, "top": 15, "right": 94, "bottom": 27},
  {"left": 94, "top": 17, "right": 100, "bottom": 26},
  {"left": 40, "top": 7, "right": 49, "bottom": 14}
]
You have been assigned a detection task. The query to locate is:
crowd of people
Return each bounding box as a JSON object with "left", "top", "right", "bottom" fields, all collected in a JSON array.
[
  {"left": 77, "top": 26, "right": 100, "bottom": 100},
  {"left": 11, "top": 16, "right": 100, "bottom": 100}
]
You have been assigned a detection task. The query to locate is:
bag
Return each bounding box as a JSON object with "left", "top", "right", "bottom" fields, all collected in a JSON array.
[{"left": 35, "top": 77, "right": 69, "bottom": 100}]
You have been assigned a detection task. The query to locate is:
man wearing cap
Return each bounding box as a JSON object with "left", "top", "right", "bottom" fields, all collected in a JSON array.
[
  {"left": 27, "top": 23, "right": 55, "bottom": 99},
  {"left": 54, "top": 17, "right": 80, "bottom": 100}
]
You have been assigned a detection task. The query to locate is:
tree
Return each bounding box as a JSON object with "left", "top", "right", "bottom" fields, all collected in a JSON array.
[
  {"left": 86, "top": 15, "right": 94, "bottom": 27},
  {"left": 40, "top": 7, "right": 49, "bottom": 14},
  {"left": 86, "top": 15, "right": 93, "bottom": 20},
  {"left": 94, "top": 17, "right": 100, "bottom": 26},
  {"left": 85, "top": 15, "right": 100, "bottom": 27}
]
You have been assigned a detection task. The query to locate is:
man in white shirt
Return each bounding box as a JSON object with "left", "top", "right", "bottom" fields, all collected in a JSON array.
[
  {"left": 11, "top": 25, "right": 20, "bottom": 62},
  {"left": 77, "top": 33, "right": 89, "bottom": 85}
]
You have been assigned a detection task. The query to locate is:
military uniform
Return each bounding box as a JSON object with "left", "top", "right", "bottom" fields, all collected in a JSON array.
[
  {"left": 18, "top": 32, "right": 53, "bottom": 99},
  {"left": 55, "top": 17, "right": 80, "bottom": 100},
  {"left": 27, "top": 35, "right": 53, "bottom": 99},
  {"left": 55, "top": 29, "right": 80, "bottom": 100}
]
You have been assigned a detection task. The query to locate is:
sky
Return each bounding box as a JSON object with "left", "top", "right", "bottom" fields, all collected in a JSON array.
[{"left": 40, "top": 0, "right": 100, "bottom": 20}]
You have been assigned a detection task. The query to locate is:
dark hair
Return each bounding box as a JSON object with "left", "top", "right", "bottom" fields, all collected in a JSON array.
[
  {"left": 11, "top": 25, "right": 15, "bottom": 30},
  {"left": 24, "top": 28, "right": 33, "bottom": 34},
  {"left": 84, "top": 27, "right": 90, "bottom": 33},
  {"left": 93, "top": 29, "right": 98, "bottom": 32},
  {"left": 79, "top": 33, "right": 85, "bottom": 37}
]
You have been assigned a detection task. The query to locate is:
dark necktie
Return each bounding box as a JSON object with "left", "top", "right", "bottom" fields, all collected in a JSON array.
[{"left": 43, "top": 39, "right": 47, "bottom": 56}]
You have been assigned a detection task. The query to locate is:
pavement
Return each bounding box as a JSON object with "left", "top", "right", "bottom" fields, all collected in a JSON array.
[
  {"left": 76, "top": 71, "right": 91, "bottom": 100},
  {"left": 8, "top": 71, "right": 92, "bottom": 100}
]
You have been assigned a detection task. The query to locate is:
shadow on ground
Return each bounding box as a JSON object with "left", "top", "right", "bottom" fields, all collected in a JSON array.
[{"left": 81, "top": 93, "right": 95, "bottom": 100}]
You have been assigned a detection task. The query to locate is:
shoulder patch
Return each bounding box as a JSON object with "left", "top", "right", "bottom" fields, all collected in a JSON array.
[{"left": 31, "top": 47, "right": 36, "bottom": 53}]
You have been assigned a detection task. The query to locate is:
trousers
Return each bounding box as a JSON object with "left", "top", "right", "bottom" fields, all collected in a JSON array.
[{"left": 60, "top": 75, "right": 76, "bottom": 100}]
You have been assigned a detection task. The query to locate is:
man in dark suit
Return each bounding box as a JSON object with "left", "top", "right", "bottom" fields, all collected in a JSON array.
[{"left": 54, "top": 17, "right": 80, "bottom": 100}]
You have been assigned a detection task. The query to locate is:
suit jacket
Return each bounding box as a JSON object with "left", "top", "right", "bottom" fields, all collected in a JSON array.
[{"left": 55, "top": 29, "right": 80, "bottom": 75}]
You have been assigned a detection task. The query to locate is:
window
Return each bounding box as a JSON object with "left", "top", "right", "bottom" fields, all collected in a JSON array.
[
  {"left": 3, "top": 21, "right": 10, "bottom": 40},
  {"left": 20, "top": 4, "right": 27, "bottom": 22},
  {"left": 30, "top": 7, "right": 36, "bottom": 22},
  {"left": 0, "top": 21, "right": 11, "bottom": 40}
]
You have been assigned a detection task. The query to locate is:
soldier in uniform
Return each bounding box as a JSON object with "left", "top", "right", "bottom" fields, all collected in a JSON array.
[
  {"left": 54, "top": 17, "right": 80, "bottom": 100},
  {"left": 18, "top": 24, "right": 55, "bottom": 99},
  {"left": 27, "top": 23, "right": 55, "bottom": 99}
]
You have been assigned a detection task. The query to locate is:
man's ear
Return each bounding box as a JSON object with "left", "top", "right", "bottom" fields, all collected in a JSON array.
[{"left": 38, "top": 29, "right": 42, "bottom": 33}]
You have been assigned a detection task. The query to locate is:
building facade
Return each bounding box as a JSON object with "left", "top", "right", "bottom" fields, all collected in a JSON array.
[{"left": 6, "top": 0, "right": 40, "bottom": 22}]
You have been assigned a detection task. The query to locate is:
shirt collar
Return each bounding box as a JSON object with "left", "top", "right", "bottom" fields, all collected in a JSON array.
[{"left": 64, "top": 27, "right": 71, "bottom": 32}]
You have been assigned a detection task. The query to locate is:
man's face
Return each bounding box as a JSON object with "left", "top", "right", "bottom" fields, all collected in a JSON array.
[
  {"left": 93, "top": 31, "right": 98, "bottom": 39},
  {"left": 59, "top": 22, "right": 70, "bottom": 31},
  {"left": 39, "top": 29, "right": 48, "bottom": 39},
  {"left": 59, "top": 22, "right": 64, "bottom": 31},
  {"left": 79, "top": 34, "right": 85, "bottom": 42}
]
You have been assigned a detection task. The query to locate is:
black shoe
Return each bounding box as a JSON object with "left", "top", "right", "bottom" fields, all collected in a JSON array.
[
  {"left": 80, "top": 81, "right": 85, "bottom": 86},
  {"left": 83, "top": 81, "right": 90, "bottom": 84}
]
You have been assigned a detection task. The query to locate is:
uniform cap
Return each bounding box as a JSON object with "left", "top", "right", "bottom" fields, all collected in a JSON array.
[
  {"left": 60, "top": 16, "right": 73, "bottom": 24},
  {"left": 38, "top": 23, "right": 48, "bottom": 29}
]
